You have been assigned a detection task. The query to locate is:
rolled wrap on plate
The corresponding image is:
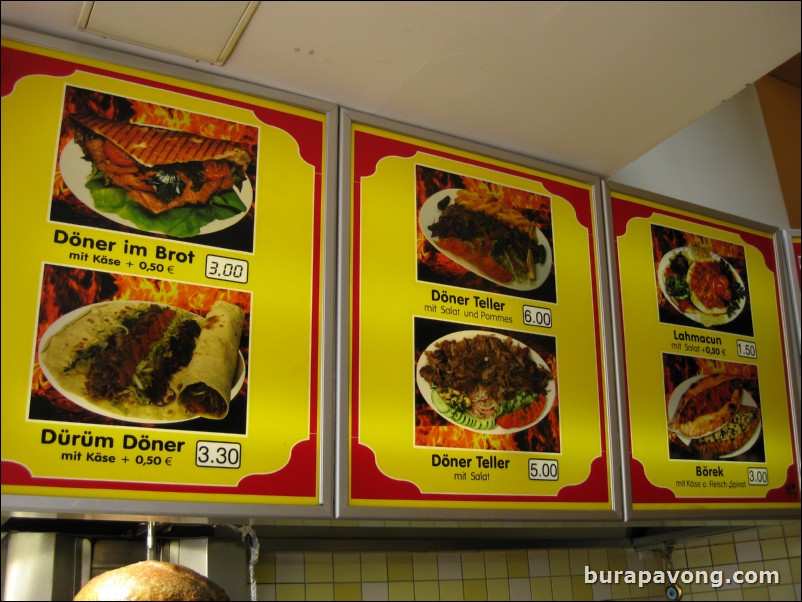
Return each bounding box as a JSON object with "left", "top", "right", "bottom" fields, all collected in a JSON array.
[{"left": 170, "top": 300, "right": 244, "bottom": 419}]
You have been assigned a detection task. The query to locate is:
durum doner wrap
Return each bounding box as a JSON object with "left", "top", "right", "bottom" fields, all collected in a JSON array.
[
  {"left": 171, "top": 300, "right": 244, "bottom": 419},
  {"left": 39, "top": 299, "right": 244, "bottom": 421}
]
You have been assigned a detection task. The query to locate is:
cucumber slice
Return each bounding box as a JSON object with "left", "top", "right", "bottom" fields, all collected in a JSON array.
[
  {"left": 430, "top": 389, "right": 450, "bottom": 413},
  {"left": 473, "top": 416, "right": 496, "bottom": 431},
  {"left": 431, "top": 389, "right": 495, "bottom": 431},
  {"left": 448, "top": 407, "right": 495, "bottom": 431}
]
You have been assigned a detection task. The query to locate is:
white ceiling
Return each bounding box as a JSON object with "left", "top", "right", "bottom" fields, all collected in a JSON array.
[{"left": 2, "top": 1, "right": 800, "bottom": 177}]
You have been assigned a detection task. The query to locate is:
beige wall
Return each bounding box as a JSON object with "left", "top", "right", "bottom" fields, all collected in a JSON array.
[
  {"left": 612, "top": 85, "right": 790, "bottom": 228},
  {"left": 252, "top": 521, "right": 801, "bottom": 601},
  {"left": 755, "top": 74, "right": 801, "bottom": 229}
]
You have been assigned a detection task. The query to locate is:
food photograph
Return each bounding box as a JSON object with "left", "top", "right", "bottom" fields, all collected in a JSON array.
[
  {"left": 663, "top": 353, "right": 764, "bottom": 462},
  {"left": 416, "top": 166, "right": 556, "bottom": 302},
  {"left": 30, "top": 264, "right": 251, "bottom": 434},
  {"left": 652, "top": 224, "right": 754, "bottom": 336},
  {"left": 414, "top": 317, "right": 559, "bottom": 453},
  {"left": 52, "top": 86, "right": 259, "bottom": 252}
]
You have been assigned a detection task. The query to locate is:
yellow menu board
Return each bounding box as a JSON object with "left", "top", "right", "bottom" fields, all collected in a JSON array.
[
  {"left": 1, "top": 40, "right": 331, "bottom": 513},
  {"left": 607, "top": 188, "right": 800, "bottom": 517},
  {"left": 341, "top": 117, "right": 617, "bottom": 518}
]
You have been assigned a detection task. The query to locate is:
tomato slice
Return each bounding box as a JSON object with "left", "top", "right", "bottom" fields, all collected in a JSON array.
[
  {"left": 496, "top": 401, "right": 541, "bottom": 430},
  {"left": 437, "top": 237, "right": 513, "bottom": 282},
  {"left": 103, "top": 139, "right": 137, "bottom": 167},
  {"left": 713, "top": 275, "right": 732, "bottom": 301},
  {"left": 203, "top": 160, "right": 231, "bottom": 181}
]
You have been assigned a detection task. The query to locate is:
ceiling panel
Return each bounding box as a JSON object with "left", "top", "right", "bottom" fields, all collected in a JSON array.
[{"left": 77, "top": 1, "right": 259, "bottom": 65}]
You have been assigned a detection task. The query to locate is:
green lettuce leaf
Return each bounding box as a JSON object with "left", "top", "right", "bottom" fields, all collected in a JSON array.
[{"left": 85, "top": 170, "right": 246, "bottom": 238}]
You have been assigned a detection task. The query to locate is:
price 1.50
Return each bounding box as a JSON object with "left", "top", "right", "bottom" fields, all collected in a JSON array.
[
  {"left": 196, "top": 441, "right": 241, "bottom": 469},
  {"left": 528, "top": 458, "right": 559, "bottom": 481},
  {"left": 737, "top": 340, "right": 757, "bottom": 359}
]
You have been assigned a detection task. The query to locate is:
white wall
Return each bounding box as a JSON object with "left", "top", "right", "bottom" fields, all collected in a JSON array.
[{"left": 611, "top": 84, "right": 790, "bottom": 229}]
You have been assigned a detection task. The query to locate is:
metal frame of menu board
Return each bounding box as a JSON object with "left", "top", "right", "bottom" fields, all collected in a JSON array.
[
  {"left": 774, "top": 229, "right": 801, "bottom": 477},
  {"left": 1, "top": 27, "right": 338, "bottom": 520},
  {"left": 337, "top": 108, "right": 622, "bottom": 520},
  {"left": 602, "top": 181, "right": 801, "bottom": 520},
  {"left": 775, "top": 229, "right": 801, "bottom": 355}
]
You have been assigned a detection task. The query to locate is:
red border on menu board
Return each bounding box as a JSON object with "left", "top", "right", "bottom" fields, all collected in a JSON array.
[
  {"left": 609, "top": 193, "right": 800, "bottom": 508},
  {"left": 349, "top": 128, "right": 610, "bottom": 505},
  {"left": 1, "top": 42, "right": 325, "bottom": 501}
]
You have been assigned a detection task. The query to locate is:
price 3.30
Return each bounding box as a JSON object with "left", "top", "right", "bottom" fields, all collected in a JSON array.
[{"left": 196, "top": 441, "right": 241, "bottom": 469}]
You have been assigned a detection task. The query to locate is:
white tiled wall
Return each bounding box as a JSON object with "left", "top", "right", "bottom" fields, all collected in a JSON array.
[{"left": 253, "top": 521, "right": 801, "bottom": 601}]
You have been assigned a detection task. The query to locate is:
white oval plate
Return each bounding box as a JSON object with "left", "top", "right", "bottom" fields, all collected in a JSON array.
[
  {"left": 416, "top": 330, "right": 555, "bottom": 434},
  {"left": 60, "top": 140, "right": 253, "bottom": 236},
  {"left": 666, "top": 374, "right": 761, "bottom": 458},
  {"left": 419, "top": 189, "right": 552, "bottom": 291},
  {"left": 657, "top": 246, "right": 746, "bottom": 327},
  {"left": 39, "top": 300, "right": 245, "bottom": 424}
]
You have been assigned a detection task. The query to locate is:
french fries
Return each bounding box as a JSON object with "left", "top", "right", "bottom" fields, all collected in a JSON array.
[{"left": 454, "top": 190, "right": 534, "bottom": 236}]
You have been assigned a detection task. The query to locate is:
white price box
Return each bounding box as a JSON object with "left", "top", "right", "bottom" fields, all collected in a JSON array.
[
  {"left": 196, "top": 441, "right": 241, "bottom": 469},
  {"left": 205, "top": 254, "right": 249, "bottom": 284},
  {"left": 737, "top": 340, "right": 757, "bottom": 359},
  {"left": 523, "top": 305, "right": 552, "bottom": 328},
  {"left": 528, "top": 458, "right": 559, "bottom": 481},
  {"left": 747, "top": 467, "right": 768, "bottom": 486}
]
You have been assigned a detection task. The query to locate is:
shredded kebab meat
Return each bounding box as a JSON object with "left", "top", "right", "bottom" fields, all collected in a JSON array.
[
  {"left": 419, "top": 334, "right": 551, "bottom": 416},
  {"left": 84, "top": 305, "right": 201, "bottom": 405},
  {"left": 426, "top": 191, "right": 546, "bottom": 284}
]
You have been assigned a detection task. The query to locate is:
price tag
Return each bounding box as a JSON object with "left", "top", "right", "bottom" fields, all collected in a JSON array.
[
  {"left": 747, "top": 467, "right": 768, "bottom": 486},
  {"left": 528, "top": 458, "right": 559, "bottom": 481},
  {"left": 523, "top": 305, "right": 552, "bottom": 328},
  {"left": 205, "top": 254, "right": 249, "bottom": 284},
  {"left": 736, "top": 340, "right": 757, "bottom": 359},
  {"left": 196, "top": 441, "right": 241, "bottom": 469}
]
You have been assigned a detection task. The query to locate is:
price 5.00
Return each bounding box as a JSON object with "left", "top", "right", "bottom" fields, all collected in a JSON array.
[{"left": 528, "top": 459, "right": 559, "bottom": 481}]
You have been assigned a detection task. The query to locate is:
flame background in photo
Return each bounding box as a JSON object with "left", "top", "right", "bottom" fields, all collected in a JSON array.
[
  {"left": 414, "top": 317, "right": 559, "bottom": 453},
  {"left": 415, "top": 166, "right": 556, "bottom": 302},
  {"left": 29, "top": 264, "right": 251, "bottom": 434},
  {"left": 51, "top": 86, "right": 259, "bottom": 251},
  {"left": 662, "top": 353, "right": 764, "bottom": 462},
  {"left": 651, "top": 224, "right": 754, "bottom": 336}
]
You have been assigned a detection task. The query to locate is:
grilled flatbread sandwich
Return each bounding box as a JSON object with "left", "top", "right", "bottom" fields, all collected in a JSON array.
[
  {"left": 668, "top": 374, "right": 743, "bottom": 438},
  {"left": 40, "top": 300, "right": 244, "bottom": 421},
  {"left": 69, "top": 113, "right": 251, "bottom": 214}
]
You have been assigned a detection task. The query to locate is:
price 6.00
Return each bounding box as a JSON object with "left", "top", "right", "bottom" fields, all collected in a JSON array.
[{"left": 523, "top": 305, "right": 552, "bottom": 328}]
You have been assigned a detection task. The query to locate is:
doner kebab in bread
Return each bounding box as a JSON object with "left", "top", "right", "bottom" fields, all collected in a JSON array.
[{"left": 69, "top": 113, "right": 251, "bottom": 215}]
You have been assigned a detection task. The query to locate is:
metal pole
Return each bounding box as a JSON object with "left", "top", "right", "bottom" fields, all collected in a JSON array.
[{"left": 146, "top": 521, "right": 158, "bottom": 560}]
